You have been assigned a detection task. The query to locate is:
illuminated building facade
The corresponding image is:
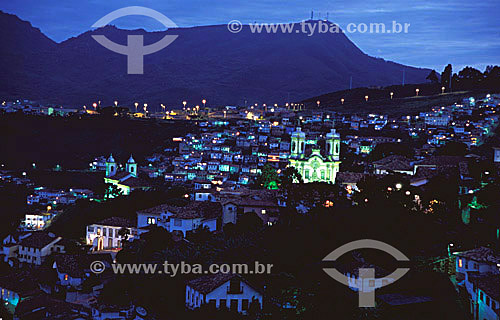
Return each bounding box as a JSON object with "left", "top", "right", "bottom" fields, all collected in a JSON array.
[{"left": 288, "top": 128, "right": 341, "bottom": 183}]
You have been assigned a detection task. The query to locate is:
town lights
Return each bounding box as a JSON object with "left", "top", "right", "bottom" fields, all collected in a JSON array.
[
  {"left": 114, "top": 100, "right": 118, "bottom": 107},
  {"left": 182, "top": 101, "right": 187, "bottom": 109},
  {"left": 390, "top": 92, "right": 394, "bottom": 99},
  {"left": 202, "top": 99, "right": 206, "bottom": 108},
  {"left": 316, "top": 100, "right": 320, "bottom": 107},
  {"left": 341, "top": 98, "right": 345, "bottom": 105},
  {"left": 395, "top": 183, "right": 403, "bottom": 190},
  {"left": 416, "top": 88, "right": 420, "bottom": 96},
  {"left": 365, "top": 95, "right": 369, "bottom": 102},
  {"left": 93, "top": 102, "right": 97, "bottom": 110},
  {"left": 441, "top": 86, "right": 445, "bottom": 94}
]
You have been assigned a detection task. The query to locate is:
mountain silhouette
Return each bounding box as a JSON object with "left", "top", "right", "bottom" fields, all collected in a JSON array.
[{"left": 0, "top": 11, "right": 430, "bottom": 108}]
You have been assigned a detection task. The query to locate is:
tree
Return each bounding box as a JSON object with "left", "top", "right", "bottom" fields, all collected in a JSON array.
[
  {"left": 441, "top": 64, "right": 452, "bottom": 90},
  {"left": 426, "top": 70, "right": 439, "bottom": 83},
  {"left": 256, "top": 164, "right": 279, "bottom": 189},
  {"left": 118, "top": 227, "right": 130, "bottom": 242},
  {"left": 104, "top": 183, "right": 123, "bottom": 200},
  {"left": 436, "top": 141, "right": 467, "bottom": 156}
]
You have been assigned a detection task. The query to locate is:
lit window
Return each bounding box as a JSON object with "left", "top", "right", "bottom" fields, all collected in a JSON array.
[
  {"left": 458, "top": 259, "right": 463, "bottom": 268},
  {"left": 261, "top": 209, "right": 266, "bottom": 215},
  {"left": 64, "top": 274, "right": 68, "bottom": 281}
]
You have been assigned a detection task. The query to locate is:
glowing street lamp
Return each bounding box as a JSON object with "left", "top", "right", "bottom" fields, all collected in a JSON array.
[
  {"left": 365, "top": 95, "right": 369, "bottom": 102},
  {"left": 161, "top": 104, "right": 165, "bottom": 112},
  {"left": 143, "top": 103, "right": 148, "bottom": 116},
  {"left": 93, "top": 102, "right": 97, "bottom": 110},
  {"left": 316, "top": 100, "right": 320, "bottom": 107},
  {"left": 395, "top": 183, "right": 402, "bottom": 190},
  {"left": 340, "top": 98, "right": 345, "bottom": 105},
  {"left": 390, "top": 92, "right": 394, "bottom": 99},
  {"left": 134, "top": 102, "right": 139, "bottom": 113},
  {"left": 415, "top": 88, "right": 420, "bottom": 96},
  {"left": 441, "top": 86, "right": 445, "bottom": 94},
  {"left": 202, "top": 99, "right": 206, "bottom": 108},
  {"left": 114, "top": 100, "right": 118, "bottom": 107}
]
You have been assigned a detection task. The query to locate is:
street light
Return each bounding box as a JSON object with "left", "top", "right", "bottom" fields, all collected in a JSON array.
[
  {"left": 395, "top": 183, "right": 402, "bottom": 190},
  {"left": 143, "top": 103, "right": 148, "bottom": 116},
  {"left": 114, "top": 100, "right": 118, "bottom": 107},
  {"left": 390, "top": 92, "right": 394, "bottom": 99},
  {"left": 93, "top": 102, "right": 97, "bottom": 110},
  {"left": 441, "top": 86, "right": 445, "bottom": 94},
  {"left": 316, "top": 100, "right": 320, "bottom": 108},
  {"left": 341, "top": 98, "right": 345, "bottom": 105},
  {"left": 365, "top": 95, "right": 369, "bottom": 102},
  {"left": 161, "top": 104, "right": 165, "bottom": 112},
  {"left": 202, "top": 99, "right": 206, "bottom": 108},
  {"left": 182, "top": 101, "right": 187, "bottom": 110},
  {"left": 134, "top": 102, "right": 138, "bottom": 113},
  {"left": 415, "top": 88, "right": 420, "bottom": 96}
]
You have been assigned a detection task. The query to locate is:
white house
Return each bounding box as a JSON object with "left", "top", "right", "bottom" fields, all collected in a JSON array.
[
  {"left": 137, "top": 202, "right": 222, "bottom": 237},
  {"left": 86, "top": 217, "right": 137, "bottom": 251},
  {"left": 186, "top": 273, "right": 262, "bottom": 314},
  {"left": 22, "top": 209, "right": 60, "bottom": 230},
  {"left": 17, "top": 232, "right": 65, "bottom": 266},
  {"left": 455, "top": 247, "right": 500, "bottom": 320}
]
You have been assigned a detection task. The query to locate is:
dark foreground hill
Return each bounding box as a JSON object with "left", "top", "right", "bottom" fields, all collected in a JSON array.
[{"left": 0, "top": 11, "right": 430, "bottom": 107}]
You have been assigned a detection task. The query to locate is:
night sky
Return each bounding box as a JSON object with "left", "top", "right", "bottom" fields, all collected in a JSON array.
[{"left": 2, "top": 0, "right": 499, "bottom": 72}]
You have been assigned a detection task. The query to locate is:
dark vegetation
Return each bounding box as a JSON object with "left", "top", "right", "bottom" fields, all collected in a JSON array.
[{"left": 0, "top": 113, "right": 194, "bottom": 169}]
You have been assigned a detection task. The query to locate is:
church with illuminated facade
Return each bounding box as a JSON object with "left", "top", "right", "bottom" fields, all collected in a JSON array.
[{"left": 288, "top": 128, "right": 341, "bottom": 183}]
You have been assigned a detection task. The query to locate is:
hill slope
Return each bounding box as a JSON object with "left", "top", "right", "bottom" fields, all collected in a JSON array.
[{"left": 0, "top": 11, "right": 430, "bottom": 107}]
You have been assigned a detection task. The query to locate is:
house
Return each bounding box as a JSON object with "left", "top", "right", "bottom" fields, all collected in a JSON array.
[
  {"left": 86, "top": 217, "right": 137, "bottom": 251},
  {"left": 0, "top": 271, "right": 40, "bottom": 311},
  {"left": 186, "top": 273, "right": 262, "bottom": 314},
  {"left": 0, "top": 231, "right": 31, "bottom": 265},
  {"left": 17, "top": 232, "right": 65, "bottom": 266},
  {"left": 22, "top": 209, "right": 60, "bottom": 230},
  {"left": 53, "top": 253, "right": 113, "bottom": 289},
  {"left": 137, "top": 202, "right": 222, "bottom": 237},
  {"left": 14, "top": 293, "right": 90, "bottom": 320},
  {"left": 372, "top": 155, "right": 413, "bottom": 175},
  {"left": 104, "top": 155, "right": 151, "bottom": 195},
  {"left": 336, "top": 172, "right": 371, "bottom": 193},
  {"left": 455, "top": 247, "right": 500, "bottom": 320}
]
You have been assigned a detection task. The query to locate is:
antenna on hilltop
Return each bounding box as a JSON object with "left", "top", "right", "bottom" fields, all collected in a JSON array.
[
  {"left": 311, "top": 10, "right": 314, "bottom": 20},
  {"left": 326, "top": 12, "right": 329, "bottom": 21}
]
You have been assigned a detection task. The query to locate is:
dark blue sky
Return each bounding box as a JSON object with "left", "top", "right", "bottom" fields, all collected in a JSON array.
[{"left": 2, "top": 0, "right": 499, "bottom": 72}]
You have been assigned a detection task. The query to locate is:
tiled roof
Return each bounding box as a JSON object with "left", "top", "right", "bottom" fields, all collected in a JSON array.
[
  {"left": 19, "top": 232, "right": 60, "bottom": 249},
  {"left": 15, "top": 294, "right": 90, "bottom": 320},
  {"left": 456, "top": 247, "right": 500, "bottom": 265},
  {"left": 96, "top": 217, "right": 135, "bottom": 228},
  {"left": 54, "top": 253, "right": 113, "bottom": 278},
  {"left": 139, "top": 201, "right": 222, "bottom": 220},
  {"left": 336, "top": 172, "right": 370, "bottom": 184},
  {"left": 0, "top": 271, "right": 40, "bottom": 297},
  {"left": 187, "top": 273, "right": 239, "bottom": 294}
]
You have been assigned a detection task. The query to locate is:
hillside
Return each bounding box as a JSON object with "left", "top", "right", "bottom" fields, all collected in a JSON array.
[{"left": 0, "top": 11, "right": 430, "bottom": 107}]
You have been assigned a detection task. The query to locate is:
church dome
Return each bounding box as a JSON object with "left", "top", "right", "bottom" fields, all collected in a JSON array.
[
  {"left": 107, "top": 154, "right": 115, "bottom": 163},
  {"left": 127, "top": 155, "right": 136, "bottom": 164}
]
